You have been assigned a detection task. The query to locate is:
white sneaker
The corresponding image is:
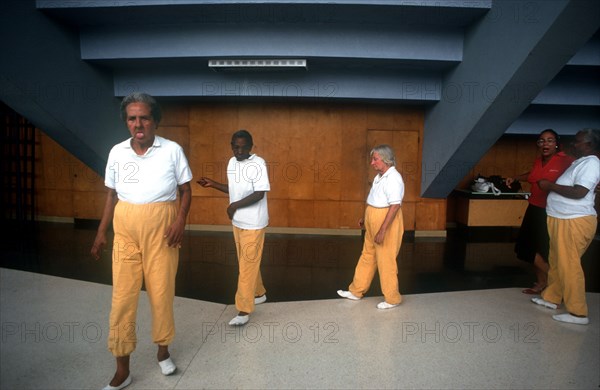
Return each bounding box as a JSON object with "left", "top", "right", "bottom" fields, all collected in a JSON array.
[
  {"left": 377, "top": 301, "right": 399, "bottom": 310},
  {"left": 102, "top": 374, "right": 132, "bottom": 390},
  {"left": 228, "top": 315, "right": 249, "bottom": 326},
  {"left": 337, "top": 290, "right": 361, "bottom": 300},
  {"left": 255, "top": 295, "right": 267, "bottom": 305},
  {"left": 552, "top": 313, "right": 589, "bottom": 325},
  {"left": 158, "top": 357, "right": 176, "bottom": 376},
  {"left": 531, "top": 297, "right": 558, "bottom": 310}
]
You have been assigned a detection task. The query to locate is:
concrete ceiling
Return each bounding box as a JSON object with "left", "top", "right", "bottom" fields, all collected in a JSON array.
[{"left": 1, "top": 0, "right": 598, "bottom": 197}]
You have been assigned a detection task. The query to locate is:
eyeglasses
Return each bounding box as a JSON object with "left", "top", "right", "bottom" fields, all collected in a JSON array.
[{"left": 537, "top": 138, "right": 556, "bottom": 146}]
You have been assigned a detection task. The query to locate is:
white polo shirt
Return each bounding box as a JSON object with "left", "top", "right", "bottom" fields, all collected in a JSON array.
[
  {"left": 366, "top": 166, "right": 404, "bottom": 208},
  {"left": 227, "top": 154, "right": 270, "bottom": 229},
  {"left": 105, "top": 136, "right": 193, "bottom": 204},
  {"left": 546, "top": 155, "right": 600, "bottom": 219}
]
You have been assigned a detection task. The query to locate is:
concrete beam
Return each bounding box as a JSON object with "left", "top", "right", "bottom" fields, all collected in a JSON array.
[
  {"left": 80, "top": 23, "right": 463, "bottom": 63},
  {"left": 506, "top": 105, "right": 600, "bottom": 135},
  {"left": 112, "top": 67, "right": 442, "bottom": 101},
  {"left": 0, "top": 0, "right": 123, "bottom": 176},
  {"left": 421, "top": 0, "right": 600, "bottom": 198}
]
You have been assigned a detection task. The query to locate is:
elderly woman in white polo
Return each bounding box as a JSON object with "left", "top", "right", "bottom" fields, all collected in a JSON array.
[{"left": 338, "top": 144, "right": 405, "bottom": 309}]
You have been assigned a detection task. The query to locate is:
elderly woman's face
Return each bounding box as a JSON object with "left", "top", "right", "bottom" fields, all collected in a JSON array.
[
  {"left": 126, "top": 102, "right": 157, "bottom": 145},
  {"left": 370, "top": 152, "right": 389, "bottom": 174},
  {"left": 571, "top": 131, "right": 592, "bottom": 158}
]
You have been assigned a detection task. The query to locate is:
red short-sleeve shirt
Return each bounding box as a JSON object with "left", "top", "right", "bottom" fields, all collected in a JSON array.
[{"left": 527, "top": 152, "right": 574, "bottom": 208}]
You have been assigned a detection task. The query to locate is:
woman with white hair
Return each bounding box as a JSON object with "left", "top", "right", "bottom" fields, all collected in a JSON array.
[
  {"left": 533, "top": 128, "right": 600, "bottom": 325},
  {"left": 337, "top": 144, "right": 405, "bottom": 309}
]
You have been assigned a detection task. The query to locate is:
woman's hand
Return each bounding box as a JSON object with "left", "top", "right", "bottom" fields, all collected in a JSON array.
[
  {"left": 374, "top": 228, "right": 386, "bottom": 245},
  {"left": 164, "top": 218, "right": 185, "bottom": 248},
  {"left": 91, "top": 234, "right": 107, "bottom": 260}
]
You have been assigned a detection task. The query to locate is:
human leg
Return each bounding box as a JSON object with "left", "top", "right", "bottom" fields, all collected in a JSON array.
[
  {"left": 139, "top": 202, "right": 179, "bottom": 371},
  {"left": 516, "top": 205, "right": 550, "bottom": 294},
  {"left": 253, "top": 258, "right": 267, "bottom": 305},
  {"left": 530, "top": 253, "right": 549, "bottom": 292},
  {"left": 541, "top": 216, "right": 563, "bottom": 306},
  {"left": 232, "top": 227, "right": 266, "bottom": 317},
  {"left": 106, "top": 202, "right": 144, "bottom": 386},
  {"left": 532, "top": 205, "right": 550, "bottom": 292},
  {"left": 348, "top": 207, "right": 378, "bottom": 298},
  {"left": 555, "top": 216, "right": 596, "bottom": 317},
  {"left": 375, "top": 208, "right": 403, "bottom": 306},
  {"left": 103, "top": 355, "right": 131, "bottom": 390}
]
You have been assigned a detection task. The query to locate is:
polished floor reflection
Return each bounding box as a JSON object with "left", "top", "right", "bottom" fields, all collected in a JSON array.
[{"left": 3, "top": 220, "right": 599, "bottom": 303}]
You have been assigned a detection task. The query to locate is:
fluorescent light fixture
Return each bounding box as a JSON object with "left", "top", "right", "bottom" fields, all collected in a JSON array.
[{"left": 209, "top": 59, "right": 307, "bottom": 71}]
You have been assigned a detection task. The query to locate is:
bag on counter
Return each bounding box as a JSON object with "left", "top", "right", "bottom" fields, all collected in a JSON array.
[
  {"left": 488, "top": 175, "right": 521, "bottom": 193},
  {"left": 471, "top": 174, "right": 521, "bottom": 195},
  {"left": 471, "top": 176, "right": 500, "bottom": 195}
]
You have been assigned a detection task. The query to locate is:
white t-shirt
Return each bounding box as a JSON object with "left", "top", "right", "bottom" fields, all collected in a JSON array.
[
  {"left": 546, "top": 155, "right": 600, "bottom": 219},
  {"left": 366, "top": 166, "right": 405, "bottom": 208},
  {"left": 227, "top": 154, "right": 270, "bottom": 229},
  {"left": 105, "top": 136, "right": 193, "bottom": 204}
]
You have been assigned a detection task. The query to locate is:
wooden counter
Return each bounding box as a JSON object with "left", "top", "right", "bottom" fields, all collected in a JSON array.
[{"left": 454, "top": 190, "right": 530, "bottom": 227}]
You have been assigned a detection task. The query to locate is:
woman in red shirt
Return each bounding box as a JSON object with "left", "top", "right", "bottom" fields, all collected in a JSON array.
[{"left": 506, "top": 129, "right": 574, "bottom": 294}]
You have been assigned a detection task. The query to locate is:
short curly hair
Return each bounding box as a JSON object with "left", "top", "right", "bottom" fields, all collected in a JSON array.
[
  {"left": 231, "top": 129, "right": 254, "bottom": 147},
  {"left": 120, "top": 92, "right": 162, "bottom": 123}
]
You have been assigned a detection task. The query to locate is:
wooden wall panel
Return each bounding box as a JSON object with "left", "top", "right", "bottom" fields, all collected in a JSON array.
[
  {"left": 36, "top": 131, "right": 107, "bottom": 218},
  {"left": 287, "top": 199, "right": 315, "bottom": 227},
  {"left": 266, "top": 198, "right": 289, "bottom": 227},
  {"left": 157, "top": 126, "right": 190, "bottom": 156},
  {"left": 189, "top": 103, "right": 236, "bottom": 194},
  {"left": 37, "top": 133, "right": 75, "bottom": 192},
  {"left": 71, "top": 168, "right": 105, "bottom": 192},
  {"left": 340, "top": 107, "right": 368, "bottom": 202},
  {"left": 365, "top": 106, "right": 395, "bottom": 130},
  {"left": 31, "top": 101, "right": 466, "bottom": 232},
  {"left": 160, "top": 104, "right": 189, "bottom": 127},
  {"left": 286, "top": 133, "right": 316, "bottom": 201},
  {"left": 339, "top": 201, "right": 365, "bottom": 229},
  {"left": 401, "top": 201, "right": 416, "bottom": 231},
  {"left": 393, "top": 131, "right": 420, "bottom": 202},
  {"left": 189, "top": 197, "right": 230, "bottom": 225},
  {"left": 456, "top": 135, "right": 538, "bottom": 191},
  {"left": 260, "top": 105, "right": 292, "bottom": 201},
  {"left": 315, "top": 200, "right": 341, "bottom": 229},
  {"left": 73, "top": 191, "right": 106, "bottom": 219},
  {"left": 512, "top": 136, "right": 539, "bottom": 192},
  {"left": 314, "top": 109, "right": 343, "bottom": 202},
  {"left": 36, "top": 189, "right": 73, "bottom": 217},
  {"left": 415, "top": 199, "right": 446, "bottom": 231}
]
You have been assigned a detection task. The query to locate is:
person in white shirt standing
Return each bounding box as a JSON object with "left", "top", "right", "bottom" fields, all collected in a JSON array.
[
  {"left": 532, "top": 128, "right": 600, "bottom": 325},
  {"left": 338, "top": 144, "right": 405, "bottom": 309},
  {"left": 91, "top": 92, "right": 192, "bottom": 389},
  {"left": 197, "top": 130, "right": 270, "bottom": 326}
]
